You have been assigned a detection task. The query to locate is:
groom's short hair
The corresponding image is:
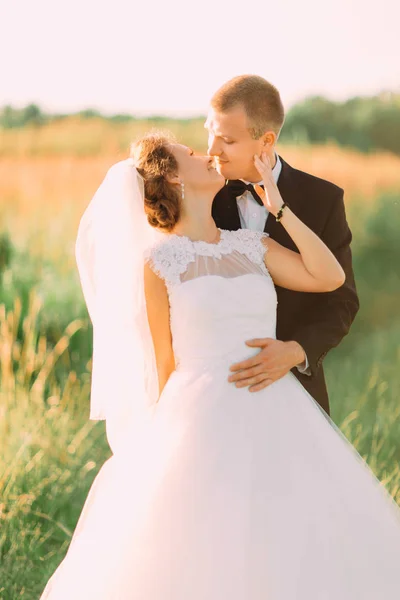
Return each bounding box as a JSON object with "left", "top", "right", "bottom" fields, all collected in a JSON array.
[{"left": 210, "top": 75, "right": 285, "bottom": 140}]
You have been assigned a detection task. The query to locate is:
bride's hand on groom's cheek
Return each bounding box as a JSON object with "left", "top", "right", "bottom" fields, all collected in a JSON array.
[
  {"left": 253, "top": 153, "right": 284, "bottom": 217},
  {"left": 227, "top": 338, "right": 305, "bottom": 392}
]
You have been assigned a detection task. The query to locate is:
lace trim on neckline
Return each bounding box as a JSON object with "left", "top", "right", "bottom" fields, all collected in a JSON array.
[
  {"left": 145, "top": 228, "right": 270, "bottom": 289},
  {"left": 165, "top": 228, "right": 229, "bottom": 258}
]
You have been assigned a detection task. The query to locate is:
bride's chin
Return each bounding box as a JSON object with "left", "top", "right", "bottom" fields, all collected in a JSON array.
[
  {"left": 210, "top": 173, "right": 225, "bottom": 194},
  {"left": 209, "top": 181, "right": 225, "bottom": 197}
]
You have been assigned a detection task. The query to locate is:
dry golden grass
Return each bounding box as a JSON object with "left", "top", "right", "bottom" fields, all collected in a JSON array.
[
  {"left": 1, "top": 145, "right": 400, "bottom": 241},
  {"left": 279, "top": 143, "right": 400, "bottom": 202},
  {"left": 1, "top": 117, "right": 400, "bottom": 260}
]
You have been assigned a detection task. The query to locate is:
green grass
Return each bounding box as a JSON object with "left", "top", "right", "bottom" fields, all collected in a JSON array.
[
  {"left": 1, "top": 194, "right": 400, "bottom": 598},
  {"left": 327, "top": 324, "right": 400, "bottom": 490}
]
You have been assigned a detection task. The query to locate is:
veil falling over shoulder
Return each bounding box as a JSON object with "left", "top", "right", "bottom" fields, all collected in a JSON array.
[{"left": 74, "top": 158, "right": 162, "bottom": 454}]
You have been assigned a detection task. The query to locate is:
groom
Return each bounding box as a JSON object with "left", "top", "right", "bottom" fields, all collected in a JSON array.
[{"left": 208, "top": 75, "right": 359, "bottom": 416}]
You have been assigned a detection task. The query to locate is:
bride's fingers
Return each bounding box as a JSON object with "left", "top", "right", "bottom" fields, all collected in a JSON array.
[
  {"left": 261, "top": 152, "right": 271, "bottom": 167},
  {"left": 254, "top": 153, "right": 269, "bottom": 165},
  {"left": 254, "top": 154, "right": 263, "bottom": 168},
  {"left": 254, "top": 153, "right": 272, "bottom": 175},
  {"left": 254, "top": 159, "right": 268, "bottom": 180}
]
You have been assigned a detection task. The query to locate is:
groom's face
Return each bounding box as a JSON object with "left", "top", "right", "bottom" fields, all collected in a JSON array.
[{"left": 206, "top": 105, "right": 265, "bottom": 182}]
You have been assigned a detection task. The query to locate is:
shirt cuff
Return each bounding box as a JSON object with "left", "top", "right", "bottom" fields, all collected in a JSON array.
[{"left": 296, "top": 353, "right": 311, "bottom": 376}]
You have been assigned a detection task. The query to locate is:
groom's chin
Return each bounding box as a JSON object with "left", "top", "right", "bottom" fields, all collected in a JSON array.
[
  {"left": 216, "top": 162, "right": 244, "bottom": 182},
  {"left": 216, "top": 163, "right": 232, "bottom": 180}
]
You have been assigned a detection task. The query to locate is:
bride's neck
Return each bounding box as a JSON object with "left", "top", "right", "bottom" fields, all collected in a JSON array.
[
  {"left": 171, "top": 193, "right": 218, "bottom": 243},
  {"left": 172, "top": 215, "right": 219, "bottom": 243}
]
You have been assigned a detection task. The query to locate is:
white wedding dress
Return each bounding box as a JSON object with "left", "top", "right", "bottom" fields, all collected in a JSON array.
[{"left": 40, "top": 228, "right": 400, "bottom": 599}]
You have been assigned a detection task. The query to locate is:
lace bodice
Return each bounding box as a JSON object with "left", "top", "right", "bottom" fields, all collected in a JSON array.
[
  {"left": 145, "top": 228, "right": 270, "bottom": 292},
  {"left": 145, "top": 228, "right": 277, "bottom": 371}
]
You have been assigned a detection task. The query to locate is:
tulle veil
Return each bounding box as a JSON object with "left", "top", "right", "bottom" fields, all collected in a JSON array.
[{"left": 75, "top": 158, "right": 162, "bottom": 453}]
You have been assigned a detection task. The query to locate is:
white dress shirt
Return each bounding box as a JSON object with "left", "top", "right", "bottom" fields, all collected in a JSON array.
[{"left": 236, "top": 153, "right": 311, "bottom": 375}]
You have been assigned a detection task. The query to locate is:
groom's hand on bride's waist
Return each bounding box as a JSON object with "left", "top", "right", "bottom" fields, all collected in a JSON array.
[{"left": 227, "top": 339, "right": 306, "bottom": 392}]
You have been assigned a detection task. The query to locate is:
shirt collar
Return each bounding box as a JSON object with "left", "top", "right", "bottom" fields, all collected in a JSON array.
[{"left": 241, "top": 152, "right": 282, "bottom": 186}]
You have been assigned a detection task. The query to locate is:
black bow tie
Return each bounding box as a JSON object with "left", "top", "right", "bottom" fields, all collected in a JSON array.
[{"left": 226, "top": 180, "right": 265, "bottom": 206}]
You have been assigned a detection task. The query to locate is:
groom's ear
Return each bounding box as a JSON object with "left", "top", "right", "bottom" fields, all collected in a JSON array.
[{"left": 261, "top": 131, "right": 277, "bottom": 149}]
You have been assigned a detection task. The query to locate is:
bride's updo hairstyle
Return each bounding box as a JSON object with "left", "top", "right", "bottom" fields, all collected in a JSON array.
[{"left": 131, "top": 132, "right": 181, "bottom": 232}]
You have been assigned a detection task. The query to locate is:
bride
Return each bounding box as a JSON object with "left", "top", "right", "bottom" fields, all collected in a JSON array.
[{"left": 40, "top": 132, "right": 400, "bottom": 599}]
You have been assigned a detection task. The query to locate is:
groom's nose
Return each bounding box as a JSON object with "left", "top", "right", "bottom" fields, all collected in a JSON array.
[{"left": 208, "top": 136, "right": 221, "bottom": 157}]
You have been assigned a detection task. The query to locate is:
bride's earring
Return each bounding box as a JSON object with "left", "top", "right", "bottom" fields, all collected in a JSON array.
[{"left": 180, "top": 181, "right": 185, "bottom": 200}]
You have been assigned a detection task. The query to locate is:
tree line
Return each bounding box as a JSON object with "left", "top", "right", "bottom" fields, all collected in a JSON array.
[{"left": 1, "top": 92, "right": 400, "bottom": 155}]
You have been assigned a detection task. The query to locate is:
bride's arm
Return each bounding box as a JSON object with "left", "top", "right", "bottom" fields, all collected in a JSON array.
[
  {"left": 144, "top": 263, "right": 175, "bottom": 396},
  {"left": 255, "top": 153, "right": 345, "bottom": 292},
  {"left": 262, "top": 227, "right": 345, "bottom": 293}
]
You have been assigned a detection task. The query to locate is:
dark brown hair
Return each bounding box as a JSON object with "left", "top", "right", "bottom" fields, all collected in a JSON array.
[
  {"left": 210, "top": 75, "right": 285, "bottom": 139},
  {"left": 130, "top": 131, "right": 181, "bottom": 232}
]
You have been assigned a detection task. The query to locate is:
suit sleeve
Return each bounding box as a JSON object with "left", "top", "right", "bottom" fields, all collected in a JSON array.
[{"left": 290, "top": 189, "right": 360, "bottom": 377}]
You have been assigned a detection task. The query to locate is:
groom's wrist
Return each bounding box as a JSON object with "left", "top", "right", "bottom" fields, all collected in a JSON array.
[{"left": 286, "top": 340, "right": 306, "bottom": 368}]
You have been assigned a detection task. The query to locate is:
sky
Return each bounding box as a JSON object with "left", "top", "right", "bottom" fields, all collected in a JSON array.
[{"left": 1, "top": 0, "right": 399, "bottom": 117}]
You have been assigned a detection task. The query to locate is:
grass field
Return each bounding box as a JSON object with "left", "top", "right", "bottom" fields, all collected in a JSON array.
[{"left": 1, "top": 118, "right": 400, "bottom": 598}]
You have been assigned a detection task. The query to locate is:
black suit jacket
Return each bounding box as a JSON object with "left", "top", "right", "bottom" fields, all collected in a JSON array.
[{"left": 211, "top": 155, "right": 360, "bottom": 415}]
